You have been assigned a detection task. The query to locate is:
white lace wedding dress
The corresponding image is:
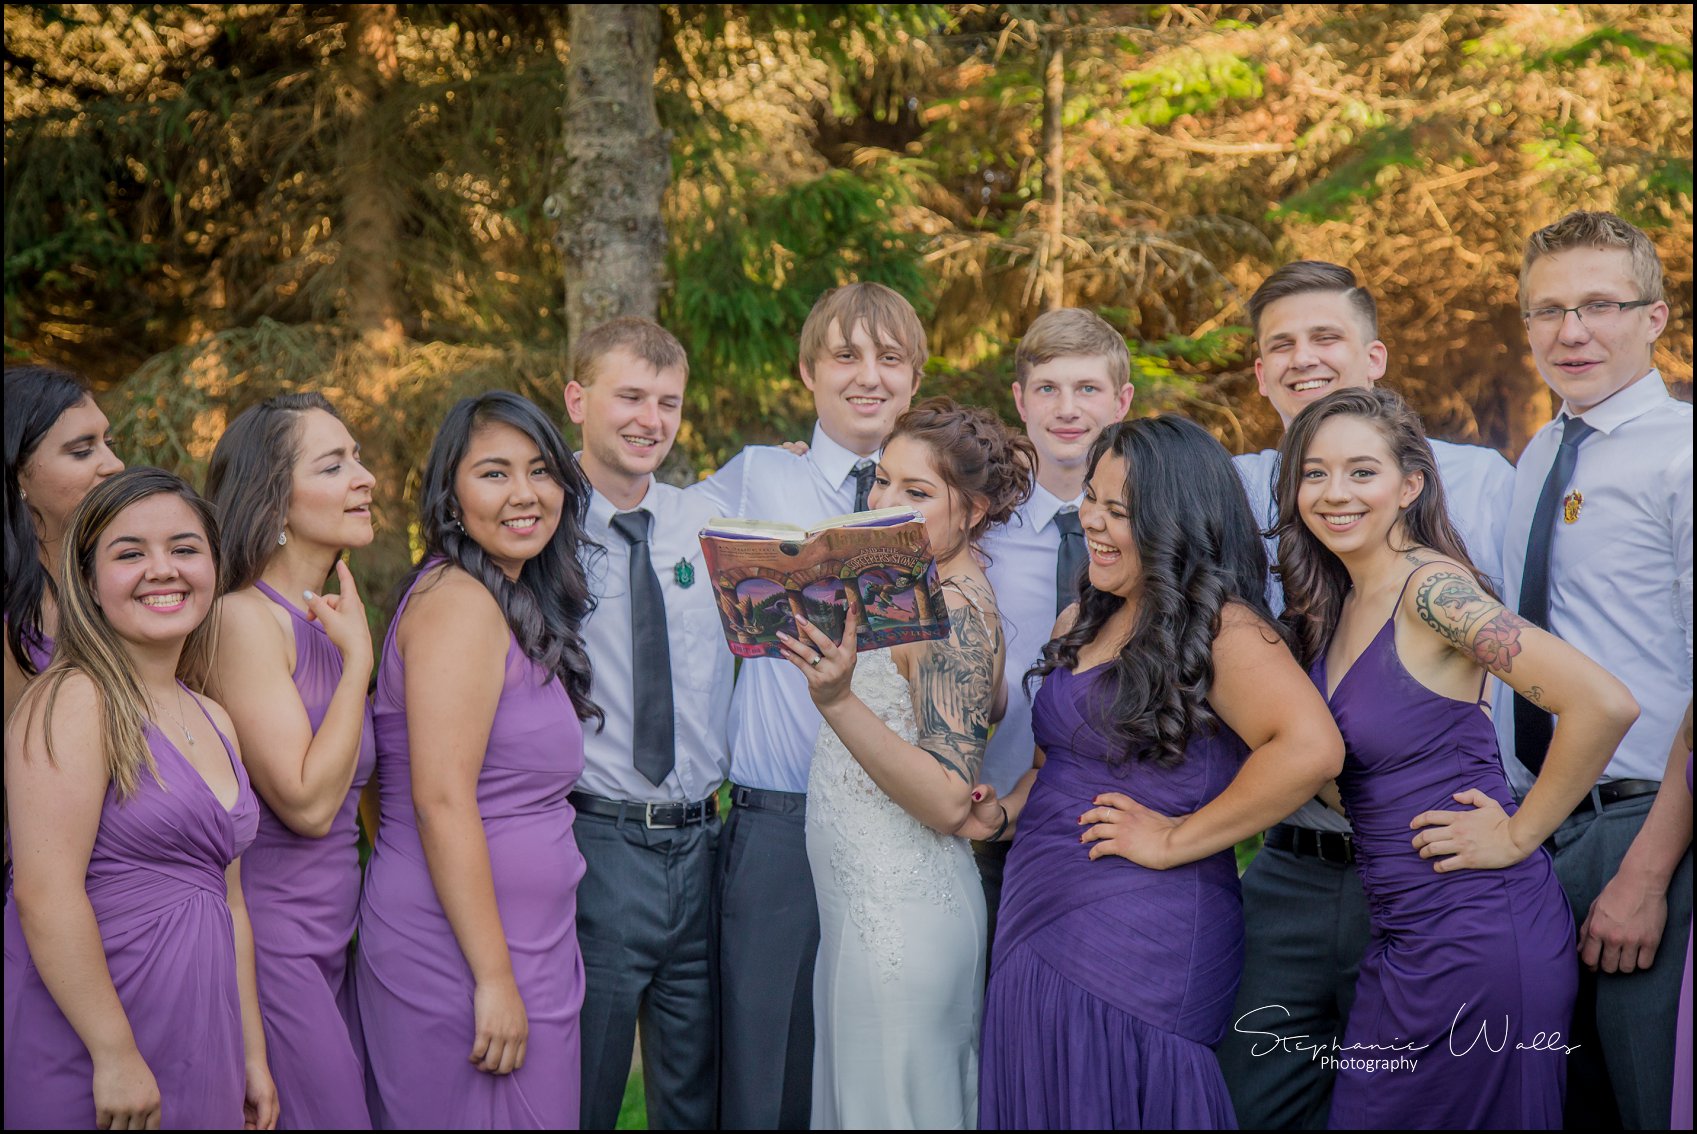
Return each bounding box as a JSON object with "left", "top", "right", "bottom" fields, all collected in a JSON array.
[{"left": 805, "top": 645, "right": 987, "bottom": 1130}]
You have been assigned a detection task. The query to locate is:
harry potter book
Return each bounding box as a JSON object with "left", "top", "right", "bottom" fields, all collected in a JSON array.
[{"left": 697, "top": 507, "right": 950, "bottom": 659}]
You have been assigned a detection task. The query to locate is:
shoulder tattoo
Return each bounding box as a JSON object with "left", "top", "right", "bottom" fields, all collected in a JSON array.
[{"left": 1413, "top": 568, "right": 1532, "bottom": 674}]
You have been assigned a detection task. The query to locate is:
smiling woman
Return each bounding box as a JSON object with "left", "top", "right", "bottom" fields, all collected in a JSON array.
[
  {"left": 4, "top": 467, "right": 278, "bottom": 1130},
  {"left": 355, "top": 390, "right": 601, "bottom": 1129}
]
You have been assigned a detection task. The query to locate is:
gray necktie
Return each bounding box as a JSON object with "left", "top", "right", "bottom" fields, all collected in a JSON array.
[
  {"left": 1054, "top": 506, "right": 1085, "bottom": 616},
  {"left": 610, "top": 509, "right": 674, "bottom": 786},
  {"left": 851, "top": 459, "right": 876, "bottom": 511}
]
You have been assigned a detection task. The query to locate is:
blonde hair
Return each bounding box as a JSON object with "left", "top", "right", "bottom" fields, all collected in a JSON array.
[
  {"left": 32, "top": 469, "right": 222, "bottom": 800},
  {"left": 1519, "top": 211, "right": 1664, "bottom": 305},
  {"left": 797, "top": 283, "right": 927, "bottom": 380},
  {"left": 1014, "top": 308, "right": 1132, "bottom": 389},
  {"left": 570, "top": 316, "right": 689, "bottom": 386}
]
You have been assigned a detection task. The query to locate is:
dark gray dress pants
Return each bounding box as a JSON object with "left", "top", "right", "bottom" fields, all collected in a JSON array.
[
  {"left": 1548, "top": 794, "right": 1694, "bottom": 1131},
  {"left": 1215, "top": 846, "right": 1372, "bottom": 1130},
  {"left": 576, "top": 812, "right": 719, "bottom": 1130},
  {"left": 717, "top": 792, "right": 818, "bottom": 1130}
]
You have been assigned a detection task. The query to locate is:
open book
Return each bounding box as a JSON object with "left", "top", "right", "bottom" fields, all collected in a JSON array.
[{"left": 698, "top": 507, "right": 950, "bottom": 658}]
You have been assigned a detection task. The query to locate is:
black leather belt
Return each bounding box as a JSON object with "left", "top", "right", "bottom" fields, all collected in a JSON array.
[
  {"left": 1265, "top": 823, "right": 1356, "bottom": 866},
  {"left": 729, "top": 784, "right": 806, "bottom": 815},
  {"left": 1566, "top": 778, "right": 1661, "bottom": 822},
  {"left": 569, "top": 791, "right": 718, "bottom": 829}
]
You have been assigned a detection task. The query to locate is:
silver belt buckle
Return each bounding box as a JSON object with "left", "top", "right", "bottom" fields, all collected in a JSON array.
[{"left": 644, "top": 801, "right": 680, "bottom": 829}]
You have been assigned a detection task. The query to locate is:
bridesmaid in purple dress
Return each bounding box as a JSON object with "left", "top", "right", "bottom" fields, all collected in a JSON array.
[
  {"left": 4, "top": 364, "right": 123, "bottom": 723},
  {"left": 4, "top": 468, "right": 277, "bottom": 1128},
  {"left": 971, "top": 417, "right": 1344, "bottom": 1129},
  {"left": 1273, "top": 388, "right": 1638, "bottom": 1128},
  {"left": 204, "top": 394, "right": 379, "bottom": 1128},
  {"left": 356, "top": 391, "right": 599, "bottom": 1128}
]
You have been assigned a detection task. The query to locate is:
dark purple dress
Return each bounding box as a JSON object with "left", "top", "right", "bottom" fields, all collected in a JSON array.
[
  {"left": 4, "top": 691, "right": 260, "bottom": 1128},
  {"left": 980, "top": 665, "right": 1246, "bottom": 1129},
  {"left": 240, "top": 581, "right": 376, "bottom": 1129},
  {"left": 1321, "top": 604, "right": 1575, "bottom": 1129},
  {"left": 355, "top": 567, "right": 587, "bottom": 1128}
]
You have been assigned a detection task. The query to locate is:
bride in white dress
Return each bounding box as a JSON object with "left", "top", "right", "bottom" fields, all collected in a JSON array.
[{"left": 779, "top": 398, "right": 1034, "bottom": 1130}]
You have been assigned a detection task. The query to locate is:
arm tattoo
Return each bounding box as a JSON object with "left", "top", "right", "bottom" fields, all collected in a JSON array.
[
  {"left": 1413, "top": 568, "right": 1531, "bottom": 674},
  {"left": 911, "top": 600, "right": 999, "bottom": 783}
]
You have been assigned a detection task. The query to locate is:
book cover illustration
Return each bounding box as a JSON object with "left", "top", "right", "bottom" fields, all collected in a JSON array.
[{"left": 697, "top": 507, "right": 950, "bottom": 659}]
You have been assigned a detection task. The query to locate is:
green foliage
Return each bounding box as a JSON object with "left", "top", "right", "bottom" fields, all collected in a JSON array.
[
  {"left": 1118, "top": 50, "right": 1263, "bottom": 129},
  {"left": 1531, "top": 28, "right": 1693, "bottom": 72},
  {"left": 1269, "top": 124, "right": 1422, "bottom": 221},
  {"left": 1619, "top": 156, "right": 1695, "bottom": 229}
]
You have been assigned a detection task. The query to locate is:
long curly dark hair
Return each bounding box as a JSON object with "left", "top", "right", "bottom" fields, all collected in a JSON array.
[
  {"left": 404, "top": 391, "right": 603, "bottom": 726},
  {"left": 1027, "top": 416, "right": 1284, "bottom": 768},
  {"left": 1274, "top": 387, "right": 1495, "bottom": 667}
]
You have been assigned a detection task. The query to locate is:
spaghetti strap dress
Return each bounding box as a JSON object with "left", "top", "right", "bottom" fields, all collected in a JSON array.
[
  {"left": 240, "top": 580, "right": 377, "bottom": 1129},
  {"left": 356, "top": 567, "right": 587, "bottom": 1129},
  {"left": 4, "top": 690, "right": 260, "bottom": 1128},
  {"left": 980, "top": 664, "right": 1247, "bottom": 1129},
  {"left": 1322, "top": 568, "right": 1575, "bottom": 1129}
]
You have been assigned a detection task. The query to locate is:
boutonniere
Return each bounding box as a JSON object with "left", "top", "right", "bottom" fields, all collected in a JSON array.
[{"left": 674, "top": 558, "right": 695, "bottom": 587}]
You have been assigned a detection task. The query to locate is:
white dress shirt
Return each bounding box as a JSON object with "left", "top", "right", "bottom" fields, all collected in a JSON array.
[
  {"left": 1495, "top": 369, "right": 1694, "bottom": 792},
  {"left": 580, "top": 479, "right": 734, "bottom": 804},
  {"left": 1234, "top": 434, "right": 1517, "bottom": 833},
  {"left": 690, "top": 424, "right": 876, "bottom": 794},
  {"left": 979, "top": 480, "right": 1080, "bottom": 796}
]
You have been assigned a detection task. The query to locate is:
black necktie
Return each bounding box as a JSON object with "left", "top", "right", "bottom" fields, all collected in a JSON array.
[
  {"left": 610, "top": 509, "right": 675, "bottom": 786},
  {"left": 1513, "top": 415, "right": 1597, "bottom": 775},
  {"left": 1054, "top": 506, "right": 1085, "bottom": 616},
  {"left": 851, "top": 459, "right": 876, "bottom": 511}
]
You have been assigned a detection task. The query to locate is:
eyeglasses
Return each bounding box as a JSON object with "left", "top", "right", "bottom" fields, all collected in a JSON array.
[{"left": 1522, "top": 299, "right": 1656, "bottom": 331}]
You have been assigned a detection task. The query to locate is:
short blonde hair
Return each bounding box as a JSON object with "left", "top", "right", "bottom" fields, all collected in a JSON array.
[
  {"left": 1013, "top": 308, "right": 1131, "bottom": 389},
  {"left": 797, "top": 283, "right": 927, "bottom": 379},
  {"left": 571, "top": 316, "right": 689, "bottom": 386},
  {"left": 1520, "top": 210, "right": 1664, "bottom": 305}
]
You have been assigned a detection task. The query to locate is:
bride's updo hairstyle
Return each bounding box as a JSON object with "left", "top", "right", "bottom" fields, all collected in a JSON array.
[{"left": 881, "top": 396, "right": 1035, "bottom": 561}]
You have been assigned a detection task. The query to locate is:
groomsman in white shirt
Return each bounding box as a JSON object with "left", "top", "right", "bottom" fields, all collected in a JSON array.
[
  {"left": 977, "top": 309, "right": 1134, "bottom": 940},
  {"left": 564, "top": 317, "right": 733, "bottom": 1129},
  {"left": 693, "top": 282, "right": 927, "bottom": 1129},
  {"left": 1216, "top": 261, "right": 1517, "bottom": 1130},
  {"left": 1496, "top": 211, "right": 1692, "bottom": 1130}
]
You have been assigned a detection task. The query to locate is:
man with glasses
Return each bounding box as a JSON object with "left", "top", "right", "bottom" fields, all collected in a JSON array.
[{"left": 1498, "top": 210, "right": 1692, "bottom": 1129}]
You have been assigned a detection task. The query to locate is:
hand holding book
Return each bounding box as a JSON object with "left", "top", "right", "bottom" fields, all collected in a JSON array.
[{"left": 776, "top": 602, "right": 859, "bottom": 708}]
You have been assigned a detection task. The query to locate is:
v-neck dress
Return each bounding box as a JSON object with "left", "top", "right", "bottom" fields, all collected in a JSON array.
[
  {"left": 1319, "top": 591, "right": 1575, "bottom": 1129},
  {"left": 4, "top": 690, "right": 260, "bottom": 1128},
  {"left": 239, "top": 581, "right": 377, "bottom": 1129}
]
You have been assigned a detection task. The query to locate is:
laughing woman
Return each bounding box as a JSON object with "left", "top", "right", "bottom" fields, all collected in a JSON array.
[
  {"left": 4, "top": 468, "right": 276, "bottom": 1129},
  {"left": 356, "top": 391, "right": 600, "bottom": 1129},
  {"left": 971, "top": 417, "right": 1343, "bottom": 1130},
  {"left": 203, "top": 394, "right": 379, "bottom": 1129}
]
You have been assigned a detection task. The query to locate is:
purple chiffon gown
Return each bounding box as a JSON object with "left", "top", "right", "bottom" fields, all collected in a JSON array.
[
  {"left": 980, "top": 664, "right": 1247, "bottom": 1129},
  {"left": 4, "top": 691, "right": 260, "bottom": 1128},
  {"left": 1321, "top": 593, "right": 1575, "bottom": 1129},
  {"left": 241, "top": 581, "right": 377, "bottom": 1129},
  {"left": 356, "top": 569, "right": 587, "bottom": 1129}
]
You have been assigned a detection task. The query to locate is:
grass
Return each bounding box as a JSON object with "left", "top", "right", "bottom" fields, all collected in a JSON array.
[{"left": 616, "top": 1068, "right": 647, "bottom": 1129}]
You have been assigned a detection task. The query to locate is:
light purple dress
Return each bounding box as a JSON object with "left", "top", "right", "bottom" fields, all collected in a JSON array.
[
  {"left": 20, "top": 626, "right": 54, "bottom": 673},
  {"left": 4, "top": 691, "right": 260, "bottom": 1128},
  {"left": 1322, "top": 598, "right": 1575, "bottom": 1129},
  {"left": 356, "top": 568, "right": 587, "bottom": 1129},
  {"left": 980, "top": 664, "right": 1247, "bottom": 1129},
  {"left": 241, "top": 581, "right": 377, "bottom": 1129}
]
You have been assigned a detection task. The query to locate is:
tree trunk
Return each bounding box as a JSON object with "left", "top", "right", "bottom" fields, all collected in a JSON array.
[
  {"left": 558, "top": 5, "right": 669, "bottom": 350},
  {"left": 1041, "top": 17, "right": 1065, "bottom": 310},
  {"left": 340, "top": 4, "right": 403, "bottom": 358}
]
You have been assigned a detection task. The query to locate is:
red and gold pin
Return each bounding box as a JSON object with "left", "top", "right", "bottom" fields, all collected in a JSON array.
[{"left": 1562, "top": 489, "right": 1583, "bottom": 524}]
